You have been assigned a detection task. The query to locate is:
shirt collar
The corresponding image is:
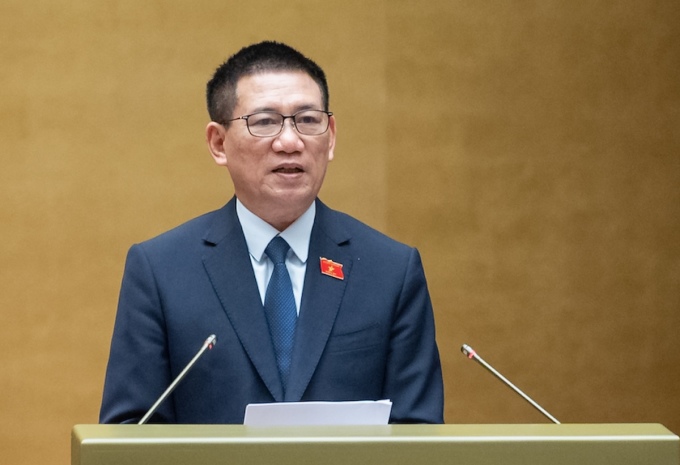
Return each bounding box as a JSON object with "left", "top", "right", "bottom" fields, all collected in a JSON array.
[{"left": 236, "top": 199, "right": 315, "bottom": 264}]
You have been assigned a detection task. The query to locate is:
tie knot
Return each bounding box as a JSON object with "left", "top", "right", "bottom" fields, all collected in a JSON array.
[{"left": 265, "top": 236, "right": 290, "bottom": 265}]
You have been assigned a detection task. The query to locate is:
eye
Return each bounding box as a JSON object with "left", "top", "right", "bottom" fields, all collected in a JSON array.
[
  {"left": 248, "top": 113, "right": 282, "bottom": 127},
  {"left": 295, "top": 111, "right": 323, "bottom": 125}
]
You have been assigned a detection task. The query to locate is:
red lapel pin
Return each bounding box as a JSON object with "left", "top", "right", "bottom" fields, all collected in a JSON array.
[{"left": 320, "top": 257, "right": 344, "bottom": 280}]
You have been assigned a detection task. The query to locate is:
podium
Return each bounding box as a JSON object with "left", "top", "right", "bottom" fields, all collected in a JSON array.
[{"left": 72, "top": 423, "right": 679, "bottom": 465}]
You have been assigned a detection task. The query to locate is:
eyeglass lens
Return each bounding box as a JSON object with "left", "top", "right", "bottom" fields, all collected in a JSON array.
[{"left": 246, "top": 110, "right": 329, "bottom": 136}]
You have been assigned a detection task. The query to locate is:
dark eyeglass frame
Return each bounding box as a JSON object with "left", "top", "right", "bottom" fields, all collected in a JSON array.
[{"left": 225, "top": 109, "right": 333, "bottom": 137}]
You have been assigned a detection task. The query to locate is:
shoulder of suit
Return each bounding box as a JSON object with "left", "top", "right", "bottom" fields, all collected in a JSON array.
[
  {"left": 317, "top": 201, "right": 415, "bottom": 253},
  {"left": 135, "top": 203, "right": 233, "bottom": 249}
]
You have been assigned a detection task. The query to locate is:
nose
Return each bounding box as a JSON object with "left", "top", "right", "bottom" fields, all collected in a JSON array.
[
  {"left": 282, "top": 117, "right": 298, "bottom": 133},
  {"left": 272, "top": 118, "right": 304, "bottom": 153}
]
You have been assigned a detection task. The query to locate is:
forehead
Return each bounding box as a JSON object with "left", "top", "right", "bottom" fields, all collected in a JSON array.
[{"left": 234, "top": 71, "right": 324, "bottom": 112}]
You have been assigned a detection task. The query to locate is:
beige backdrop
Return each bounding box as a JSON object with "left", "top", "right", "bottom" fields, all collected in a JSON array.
[{"left": 1, "top": 1, "right": 678, "bottom": 464}]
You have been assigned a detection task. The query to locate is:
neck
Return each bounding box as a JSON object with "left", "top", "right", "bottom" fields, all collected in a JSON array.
[{"left": 238, "top": 197, "right": 315, "bottom": 232}]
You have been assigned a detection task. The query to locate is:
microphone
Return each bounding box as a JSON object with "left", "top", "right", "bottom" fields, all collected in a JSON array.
[
  {"left": 461, "top": 343, "right": 560, "bottom": 424},
  {"left": 138, "top": 334, "right": 217, "bottom": 425}
]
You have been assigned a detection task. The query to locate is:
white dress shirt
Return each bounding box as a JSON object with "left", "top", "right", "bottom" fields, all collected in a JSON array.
[{"left": 236, "top": 199, "right": 315, "bottom": 314}]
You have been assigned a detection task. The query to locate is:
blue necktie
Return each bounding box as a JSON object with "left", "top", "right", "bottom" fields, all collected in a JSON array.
[{"left": 264, "top": 236, "right": 297, "bottom": 393}]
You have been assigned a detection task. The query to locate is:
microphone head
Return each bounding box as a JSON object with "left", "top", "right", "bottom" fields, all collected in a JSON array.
[{"left": 461, "top": 344, "right": 475, "bottom": 359}]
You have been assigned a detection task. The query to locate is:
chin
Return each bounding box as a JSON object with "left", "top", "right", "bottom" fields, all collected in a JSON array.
[{"left": 274, "top": 184, "right": 316, "bottom": 202}]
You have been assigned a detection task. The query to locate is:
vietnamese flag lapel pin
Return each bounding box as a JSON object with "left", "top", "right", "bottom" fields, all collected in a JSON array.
[{"left": 320, "top": 257, "right": 344, "bottom": 280}]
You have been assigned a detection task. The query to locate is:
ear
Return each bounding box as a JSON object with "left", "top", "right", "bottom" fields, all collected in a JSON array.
[
  {"left": 206, "top": 122, "right": 229, "bottom": 166},
  {"left": 326, "top": 114, "right": 337, "bottom": 162}
]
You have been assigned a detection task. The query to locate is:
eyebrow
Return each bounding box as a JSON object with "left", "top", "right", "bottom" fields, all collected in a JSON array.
[{"left": 248, "top": 103, "right": 321, "bottom": 114}]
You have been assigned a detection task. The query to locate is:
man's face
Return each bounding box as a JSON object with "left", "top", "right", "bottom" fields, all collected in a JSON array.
[{"left": 214, "top": 71, "right": 336, "bottom": 230}]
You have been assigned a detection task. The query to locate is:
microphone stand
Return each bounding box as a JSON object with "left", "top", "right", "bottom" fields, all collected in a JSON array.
[
  {"left": 139, "top": 334, "right": 217, "bottom": 425},
  {"left": 461, "top": 344, "right": 560, "bottom": 424}
]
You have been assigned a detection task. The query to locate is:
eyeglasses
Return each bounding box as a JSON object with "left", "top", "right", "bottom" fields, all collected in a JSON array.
[{"left": 226, "top": 110, "right": 333, "bottom": 137}]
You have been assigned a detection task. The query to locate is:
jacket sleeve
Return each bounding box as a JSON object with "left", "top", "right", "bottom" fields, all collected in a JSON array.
[
  {"left": 383, "top": 248, "right": 444, "bottom": 423},
  {"left": 99, "top": 244, "right": 175, "bottom": 424}
]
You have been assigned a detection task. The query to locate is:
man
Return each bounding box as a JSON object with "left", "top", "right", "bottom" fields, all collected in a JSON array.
[{"left": 100, "top": 41, "right": 443, "bottom": 424}]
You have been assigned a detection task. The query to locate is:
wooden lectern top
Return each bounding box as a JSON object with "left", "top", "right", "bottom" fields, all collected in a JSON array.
[{"left": 72, "top": 423, "right": 679, "bottom": 465}]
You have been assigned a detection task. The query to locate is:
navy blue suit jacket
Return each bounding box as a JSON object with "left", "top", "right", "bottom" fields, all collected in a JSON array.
[{"left": 100, "top": 198, "right": 443, "bottom": 424}]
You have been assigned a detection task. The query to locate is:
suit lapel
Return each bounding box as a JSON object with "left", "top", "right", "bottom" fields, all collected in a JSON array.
[
  {"left": 201, "top": 199, "right": 284, "bottom": 401},
  {"left": 285, "top": 201, "right": 352, "bottom": 401}
]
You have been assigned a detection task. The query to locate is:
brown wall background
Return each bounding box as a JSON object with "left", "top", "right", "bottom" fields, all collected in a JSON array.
[{"left": 1, "top": 1, "right": 678, "bottom": 463}]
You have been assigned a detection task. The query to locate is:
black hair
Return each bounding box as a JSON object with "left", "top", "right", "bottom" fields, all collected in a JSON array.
[{"left": 206, "top": 41, "right": 329, "bottom": 123}]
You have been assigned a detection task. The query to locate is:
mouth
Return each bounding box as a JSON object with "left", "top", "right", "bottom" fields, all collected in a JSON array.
[{"left": 272, "top": 166, "right": 304, "bottom": 174}]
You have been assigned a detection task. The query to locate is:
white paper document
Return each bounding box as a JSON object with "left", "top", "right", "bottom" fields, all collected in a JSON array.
[{"left": 244, "top": 399, "right": 392, "bottom": 426}]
